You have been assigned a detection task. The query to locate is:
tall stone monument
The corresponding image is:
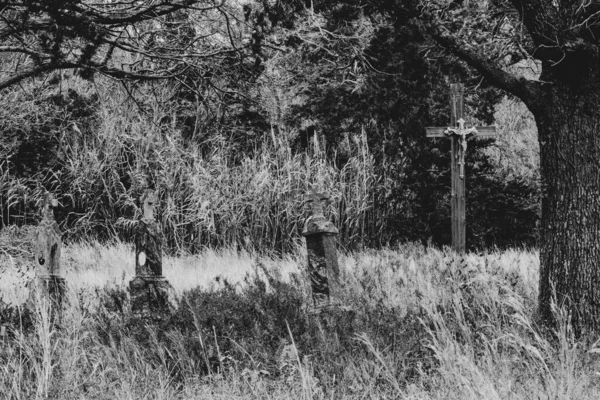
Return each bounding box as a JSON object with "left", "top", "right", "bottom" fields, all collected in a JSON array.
[
  {"left": 128, "top": 190, "right": 175, "bottom": 319},
  {"left": 302, "top": 190, "right": 341, "bottom": 309},
  {"left": 302, "top": 189, "right": 354, "bottom": 342}
]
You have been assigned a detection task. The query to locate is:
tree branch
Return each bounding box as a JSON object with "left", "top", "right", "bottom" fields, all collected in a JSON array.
[
  {"left": 0, "top": 0, "right": 250, "bottom": 93},
  {"left": 431, "top": 27, "right": 541, "bottom": 106},
  {"left": 507, "top": 0, "right": 558, "bottom": 48},
  {"left": 78, "top": 0, "right": 223, "bottom": 25},
  {"left": 0, "top": 63, "right": 75, "bottom": 90}
]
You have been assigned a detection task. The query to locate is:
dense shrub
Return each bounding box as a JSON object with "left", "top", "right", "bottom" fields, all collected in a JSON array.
[{"left": 88, "top": 259, "right": 434, "bottom": 388}]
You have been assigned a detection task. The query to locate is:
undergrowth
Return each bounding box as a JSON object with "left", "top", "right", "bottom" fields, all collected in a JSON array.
[{"left": 1, "top": 243, "right": 599, "bottom": 399}]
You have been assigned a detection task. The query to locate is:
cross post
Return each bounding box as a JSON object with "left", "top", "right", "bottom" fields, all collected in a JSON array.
[{"left": 425, "top": 83, "right": 497, "bottom": 254}]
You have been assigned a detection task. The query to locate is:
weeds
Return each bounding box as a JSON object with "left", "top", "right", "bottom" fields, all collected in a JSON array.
[{"left": 1, "top": 242, "right": 599, "bottom": 399}]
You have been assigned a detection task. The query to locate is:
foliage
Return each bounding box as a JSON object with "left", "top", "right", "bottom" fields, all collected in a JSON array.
[
  {"left": 266, "top": 2, "right": 539, "bottom": 248},
  {"left": 0, "top": 0, "right": 252, "bottom": 88},
  {"left": 0, "top": 0, "right": 542, "bottom": 252}
]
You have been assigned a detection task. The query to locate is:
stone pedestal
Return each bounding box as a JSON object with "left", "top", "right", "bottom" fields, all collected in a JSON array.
[
  {"left": 306, "top": 303, "right": 356, "bottom": 348},
  {"left": 129, "top": 275, "right": 175, "bottom": 320},
  {"left": 37, "top": 275, "right": 66, "bottom": 305}
]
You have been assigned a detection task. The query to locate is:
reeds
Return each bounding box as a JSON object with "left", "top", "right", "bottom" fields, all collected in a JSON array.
[{"left": 1, "top": 77, "right": 379, "bottom": 254}]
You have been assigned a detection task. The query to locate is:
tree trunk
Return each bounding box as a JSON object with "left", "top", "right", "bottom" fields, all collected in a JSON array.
[{"left": 534, "top": 70, "right": 600, "bottom": 333}]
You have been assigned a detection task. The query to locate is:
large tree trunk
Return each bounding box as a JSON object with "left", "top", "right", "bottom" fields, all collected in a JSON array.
[
  {"left": 422, "top": 0, "right": 600, "bottom": 333},
  {"left": 534, "top": 68, "right": 600, "bottom": 333}
]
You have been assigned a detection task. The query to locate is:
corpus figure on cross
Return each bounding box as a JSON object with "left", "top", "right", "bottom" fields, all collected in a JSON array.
[{"left": 425, "top": 83, "right": 497, "bottom": 254}]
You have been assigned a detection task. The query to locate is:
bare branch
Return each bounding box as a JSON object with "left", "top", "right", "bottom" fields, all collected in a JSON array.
[
  {"left": 0, "top": 0, "right": 250, "bottom": 91},
  {"left": 78, "top": 0, "right": 223, "bottom": 25},
  {"left": 0, "top": 63, "right": 76, "bottom": 90}
]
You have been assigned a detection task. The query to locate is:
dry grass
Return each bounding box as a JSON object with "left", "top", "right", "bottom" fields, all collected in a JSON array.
[
  {"left": 1, "top": 240, "right": 303, "bottom": 308},
  {"left": 2, "top": 241, "right": 600, "bottom": 399}
]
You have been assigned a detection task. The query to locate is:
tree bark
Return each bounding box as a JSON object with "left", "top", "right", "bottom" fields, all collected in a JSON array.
[{"left": 534, "top": 65, "right": 600, "bottom": 333}]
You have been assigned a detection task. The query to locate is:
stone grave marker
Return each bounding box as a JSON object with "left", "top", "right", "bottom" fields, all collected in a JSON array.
[
  {"left": 128, "top": 189, "right": 175, "bottom": 320},
  {"left": 30, "top": 192, "right": 66, "bottom": 320},
  {"left": 302, "top": 190, "right": 339, "bottom": 308},
  {"left": 302, "top": 190, "right": 354, "bottom": 341}
]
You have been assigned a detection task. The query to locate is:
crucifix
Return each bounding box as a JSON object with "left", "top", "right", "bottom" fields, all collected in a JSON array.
[{"left": 425, "top": 83, "right": 497, "bottom": 254}]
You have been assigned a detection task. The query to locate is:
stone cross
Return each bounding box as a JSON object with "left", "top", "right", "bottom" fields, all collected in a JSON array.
[
  {"left": 425, "top": 83, "right": 497, "bottom": 254},
  {"left": 32, "top": 192, "right": 65, "bottom": 319},
  {"left": 129, "top": 189, "right": 175, "bottom": 319},
  {"left": 302, "top": 190, "right": 340, "bottom": 309}
]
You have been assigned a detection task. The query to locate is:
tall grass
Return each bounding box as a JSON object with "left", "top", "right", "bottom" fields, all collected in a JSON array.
[
  {"left": 2, "top": 242, "right": 599, "bottom": 399},
  {"left": 0, "top": 77, "right": 378, "bottom": 253}
]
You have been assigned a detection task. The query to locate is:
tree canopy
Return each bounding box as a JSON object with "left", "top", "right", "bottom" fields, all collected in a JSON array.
[
  {"left": 0, "top": 0, "right": 541, "bottom": 250},
  {"left": 0, "top": 0, "right": 258, "bottom": 88}
]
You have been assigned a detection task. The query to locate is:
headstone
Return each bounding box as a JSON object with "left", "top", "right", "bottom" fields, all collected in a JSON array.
[
  {"left": 30, "top": 192, "right": 65, "bottom": 320},
  {"left": 302, "top": 190, "right": 339, "bottom": 309},
  {"left": 128, "top": 190, "right": 175, "bottom": 320},
  {"left": 302, "top": 190, "right": 355, "bottom": 343}
]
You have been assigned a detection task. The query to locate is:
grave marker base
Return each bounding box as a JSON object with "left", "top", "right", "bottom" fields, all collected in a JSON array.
[
  {"left": 306, "top": 303, "right": 356, "bottom": 345},
  {"left": 27, "top": 275, "right": 66, "bottom": 325},
  {"left": 129, "top": 275, "right": 176, "bottom": 320}
]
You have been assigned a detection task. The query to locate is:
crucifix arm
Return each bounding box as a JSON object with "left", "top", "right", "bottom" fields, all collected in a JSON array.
[{"left": 425, "top": 125, "right": 496, "bottom": 138}]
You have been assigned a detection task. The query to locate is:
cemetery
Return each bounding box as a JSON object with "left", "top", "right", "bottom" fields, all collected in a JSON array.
[{"left": 2, "top": 1, "right": 600, "bottom": 399}]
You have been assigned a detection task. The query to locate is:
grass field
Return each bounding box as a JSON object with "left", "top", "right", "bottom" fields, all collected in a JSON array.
[{"left": 1, "top": 238, "right": 600, "bottom": 399}]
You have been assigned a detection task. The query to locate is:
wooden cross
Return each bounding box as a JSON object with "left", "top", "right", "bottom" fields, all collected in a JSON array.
[{"left": 425, "top": 83, "right": 497, "bottom": 254}]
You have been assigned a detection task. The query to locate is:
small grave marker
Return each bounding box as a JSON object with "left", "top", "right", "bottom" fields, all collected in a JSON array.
[
  {"left": 425, "top": 83, "right": 497, "bottom": 254},
  {"left": 0, "top": 324, "right": 6, "bottom": 356},
  {"left": 129, "top": 190, "right": 175, "bottom": 319},
  {"left": 31, "top": 192, "right": 65, "bottom": 320}
]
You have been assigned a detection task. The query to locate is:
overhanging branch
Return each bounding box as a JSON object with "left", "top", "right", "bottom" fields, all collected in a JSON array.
[
  {"left": 78, "top": 0, "right": 223, "bottom": 25},
  {"left": 0, "top": 63, "right": 75, "bottom": 90},
  {"left": 431, "top": 27, "right": 541, "bottom": 105},
  {"left": 0, "top": 0, "right": 254, "bottom": 93}
]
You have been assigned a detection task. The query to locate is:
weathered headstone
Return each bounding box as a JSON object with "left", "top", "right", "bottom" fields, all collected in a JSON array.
[
  {"left": 302, "top": 190, "right": 340, "bottom": 309},
  {"left": 425, "top": 83, "right": 498, "bottom": 254},
  {"left": 128, "top": 190, "right": 175, "bottom": 319},
  {"left": 31, "top": 192, "right": 65, "bottom": 318},
  {"left": 302, "top": 190, "right": 354, "bottom": 342}
]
